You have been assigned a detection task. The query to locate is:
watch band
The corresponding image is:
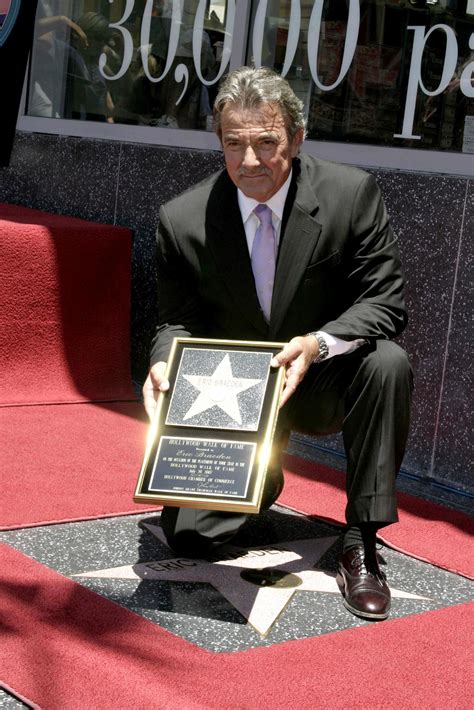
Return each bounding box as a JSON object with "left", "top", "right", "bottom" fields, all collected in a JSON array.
[{"left": 306, "top": 332, "right": 329, "bottom": 364}]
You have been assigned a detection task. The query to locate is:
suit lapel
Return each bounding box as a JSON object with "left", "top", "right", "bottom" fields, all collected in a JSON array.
[
  {"left": 206, "top": 173, "right": 268, "bottom": 334},
  {"left": 270, "top": 160, "right": 323, "bottom": 336}
]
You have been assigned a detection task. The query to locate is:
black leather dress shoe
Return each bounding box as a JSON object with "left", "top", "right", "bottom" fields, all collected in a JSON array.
[{"left": 336, "top": 545, "right": 391, "bottom": 620}]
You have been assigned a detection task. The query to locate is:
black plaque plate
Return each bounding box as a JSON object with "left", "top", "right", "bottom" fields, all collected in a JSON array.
[{"left": 134, "top": 338, "right": 285, "bottom": 513}]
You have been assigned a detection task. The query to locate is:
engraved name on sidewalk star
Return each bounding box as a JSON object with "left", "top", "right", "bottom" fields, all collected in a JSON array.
[
  {"left": 183, "top": 353, "right": 262, "bottom": 424},
  {"left": 74, "top": 527, "right": 428, "bottom": 637}
]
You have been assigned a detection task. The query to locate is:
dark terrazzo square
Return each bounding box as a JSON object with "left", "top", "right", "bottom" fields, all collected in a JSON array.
[
  {"left": 374, "top": 170, "right": 467, "bottom": 478},
  {"left": 0, "top": 132, "right": 120, "bottom": 224},
  {"left": 116, "top": 143, "right": 224, "bottom": 232},
  {"left": 0, "top": 690, "right": 30, "bottom": 710},
  {"left": 433, "top": 180, "right": 473, "bottom": 491},
  {"left": 1, "top": 508, "right": 472, "bottom": 653}
]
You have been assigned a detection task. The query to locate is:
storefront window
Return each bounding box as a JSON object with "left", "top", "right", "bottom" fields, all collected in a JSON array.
[{"left": 26, "top": 1, "right": 473, "bottom": 152}]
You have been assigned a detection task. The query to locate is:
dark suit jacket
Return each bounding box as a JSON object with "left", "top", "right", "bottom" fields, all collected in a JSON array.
[{"left": 150, "top": 154, "right": 407, "bottom": 365}]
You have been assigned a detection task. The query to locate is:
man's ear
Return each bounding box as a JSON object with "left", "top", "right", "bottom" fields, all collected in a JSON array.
[{"left": 290, "top": 127, "right": 305, "bottom": 157}]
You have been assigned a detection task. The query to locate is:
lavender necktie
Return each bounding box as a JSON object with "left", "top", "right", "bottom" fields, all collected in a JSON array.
[{"left": 251, "top": 203, "right": 276, "bottom": 322}]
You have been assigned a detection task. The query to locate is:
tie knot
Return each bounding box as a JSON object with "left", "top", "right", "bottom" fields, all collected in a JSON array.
[{"left": 254, "top": 203, "right": 273, "bottom": 226}]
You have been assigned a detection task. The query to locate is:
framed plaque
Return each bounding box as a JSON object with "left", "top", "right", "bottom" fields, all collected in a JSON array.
[{"left": 134, "top": 338, "right": 285, "bottom": 513}]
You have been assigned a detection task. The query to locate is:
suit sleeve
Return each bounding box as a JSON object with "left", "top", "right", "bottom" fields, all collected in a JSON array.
[
  {"left": 150, "top": 204, "right": 206, "bottom": 365},
  {"left": 319, "top": 173, "right": 407, "bottom": 341}
]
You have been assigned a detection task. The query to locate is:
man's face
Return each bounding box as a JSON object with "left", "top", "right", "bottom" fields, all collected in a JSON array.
[{"left": 220, "top": 102, "right": 304, "bottom": 202}]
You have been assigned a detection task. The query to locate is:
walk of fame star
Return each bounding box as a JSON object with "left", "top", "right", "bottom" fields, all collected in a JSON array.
[
  {"left": 182, "top": 354, "right": 262, "bottom": 424},
  {"left": 74, "top": 524, "right": 428, "bottom": 637}
]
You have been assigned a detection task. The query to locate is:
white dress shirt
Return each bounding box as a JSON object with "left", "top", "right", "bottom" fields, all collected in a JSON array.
[{"left": 237, "top": 171, "right": 365, "bottom": 360}]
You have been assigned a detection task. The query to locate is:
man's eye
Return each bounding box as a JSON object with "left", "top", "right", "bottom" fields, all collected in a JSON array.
[
  {"left": 225, "top": 141, "right": 241, "bottom": 150},
  {"left": 261, "top": 139, "right": 276, "bottom": 147}
]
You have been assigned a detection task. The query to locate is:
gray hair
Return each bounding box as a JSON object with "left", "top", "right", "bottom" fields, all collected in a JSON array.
[{"left": 213, "top": 66, "right": 306, "bottom": 140}]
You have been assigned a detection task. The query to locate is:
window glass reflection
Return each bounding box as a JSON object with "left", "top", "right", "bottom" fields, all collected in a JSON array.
[
  {"left": 27, "top": 0, "right": 229, "bottom": 129},
  {"left": 248, "top": 0, "right": 473, "bottom": 152}
]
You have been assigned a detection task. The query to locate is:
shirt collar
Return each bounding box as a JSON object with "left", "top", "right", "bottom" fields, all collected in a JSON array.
[{"left": 237, "top": 170, "right": 293, "bottom": 224}]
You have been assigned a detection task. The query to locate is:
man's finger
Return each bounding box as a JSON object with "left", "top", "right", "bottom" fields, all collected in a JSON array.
[
  {"left": 149, "top": 362, "right": 170, "bottom": 392},
  {"left": 143, "top": 387, "right": 156, "bottom": 421},
  {"left": 142, "top": 375, "right": 160, "bottom": 420},
  {"left": 279, "top": 366, "right": 305, "bottom": 408},
  {"left": 142, "top": 362, "right": 169, "bottom": 420},
  {"left": 279, "top": 382, "right": 296, "bottom": 408},
  {"left": 271, "top": 339, "right": 303, "bottom": 368}
]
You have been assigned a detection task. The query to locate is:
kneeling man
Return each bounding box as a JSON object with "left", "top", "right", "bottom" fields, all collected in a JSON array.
[{"left": 143, "top": 66, "right": 413, "bottom": 621}]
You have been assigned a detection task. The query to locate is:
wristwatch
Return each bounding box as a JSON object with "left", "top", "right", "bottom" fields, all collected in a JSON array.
[{"left": 306, "top": 332, "right": 329, "bottom": 364}]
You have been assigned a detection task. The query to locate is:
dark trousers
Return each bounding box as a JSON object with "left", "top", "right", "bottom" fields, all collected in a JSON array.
[{"left": 161, "top": 340, "right": 413, "bottom": 555}]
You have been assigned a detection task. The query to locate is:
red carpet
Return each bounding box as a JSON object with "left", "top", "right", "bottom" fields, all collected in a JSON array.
[
  {"left": 1, "top": 544, "right": 472, "bottom": 710},
  {"left": 0, "top": 204, "right": 156, "bottom": 529},
  {"left": 0, "top": 401, "right": 154, "bottom": 528},
  {"left": 280, "top": 455, "right": 474, "bottom": 580},
  {"left": 0, "top": 203, "right": 134, "bottom": 404}
]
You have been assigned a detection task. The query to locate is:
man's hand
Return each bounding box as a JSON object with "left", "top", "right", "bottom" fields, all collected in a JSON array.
[
  {"left": 142, "top": 361, "right": 169, "bottom": 421},
  {"left": 271, "top": 335, "right": 319, "bottom": 408}
]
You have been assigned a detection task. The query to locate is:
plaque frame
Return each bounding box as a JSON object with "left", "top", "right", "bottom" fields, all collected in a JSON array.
[{"left": 134, "top": 337, "right": 285, "bottom": 513}]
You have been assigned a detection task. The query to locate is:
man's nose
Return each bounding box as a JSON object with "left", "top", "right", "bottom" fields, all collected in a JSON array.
[{"left": 242, "top": 144, "right": 260, "bottom": 168}]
